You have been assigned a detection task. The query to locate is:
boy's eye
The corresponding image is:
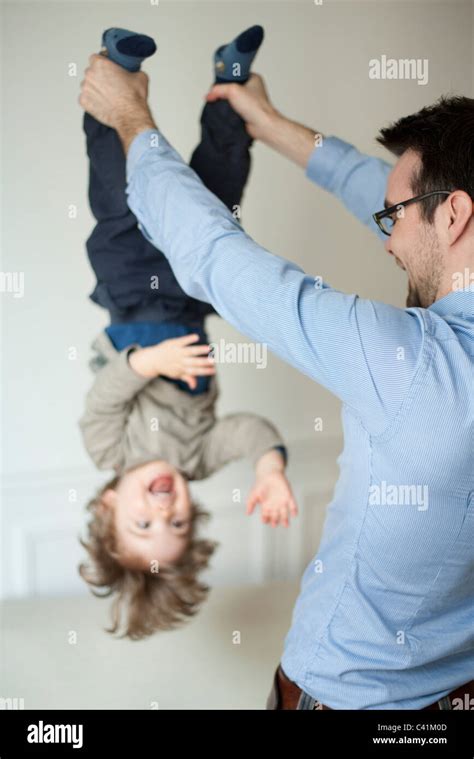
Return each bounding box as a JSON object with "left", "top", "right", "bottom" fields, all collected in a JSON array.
[
  {"left": 172, "top": 520, "right": 190, "bottom": 532},
  {"left": 136, "top": 520, "right": 151, "bottom": 530}
]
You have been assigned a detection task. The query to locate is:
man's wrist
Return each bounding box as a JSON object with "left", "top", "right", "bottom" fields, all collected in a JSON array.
[
  {"left": 259, "top": 110, "right": 320, "bottom": 169},
  {"left": 257, "top": 107, "right": 286, "bottom": 145},
  {"left": 115, "top": 102, "right": 157, "bottom": 154}
]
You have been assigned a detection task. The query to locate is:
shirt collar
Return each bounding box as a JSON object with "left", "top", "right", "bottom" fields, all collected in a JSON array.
[{"left": 428, "top": 287, "right": 474, "bottom": 319}]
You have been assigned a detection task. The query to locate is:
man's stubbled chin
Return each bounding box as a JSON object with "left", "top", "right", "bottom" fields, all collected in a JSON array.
[{"left": 406, "top": 281, "right": 422, "bottom": 308}]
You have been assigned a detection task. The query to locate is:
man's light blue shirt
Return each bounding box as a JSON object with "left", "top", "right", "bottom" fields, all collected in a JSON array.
[{"left": 126, "top": 129, "right": 474, "bottom": 709}]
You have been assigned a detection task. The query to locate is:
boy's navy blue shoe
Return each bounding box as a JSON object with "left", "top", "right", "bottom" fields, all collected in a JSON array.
[
  {"left": 102, "top": 27, "right": 157, "bottom": 71},
  {"left": 214, "top": 24, "right": 264, "bottom": 83}
]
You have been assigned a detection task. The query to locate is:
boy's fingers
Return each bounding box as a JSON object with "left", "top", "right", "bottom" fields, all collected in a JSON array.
[
  {"left": 184, "top": 357, "right": 216, "bottom": 367},
  {"left": 185, "top": 345, "right": 214, "bottom": 357},
  {"left": 280, "top": 506, "right": 290, "bottom": 528},
  {"left": 262, "top": 509, "right": 274, "bottom": 525},
  {"left": 177, "top": 333, "right": 200, "bottom": 344},
  {"left": 182, "top": 374, "right": 197, "bottom": 390},
  {"left": 246, "top": 491, "right": 260, "bottom": 515},
  {"left": 187, "top": 367, "right": 216, "bottom": 376},
  {"left": 289, "top": 496, "right": 299, "bottom": 516}
]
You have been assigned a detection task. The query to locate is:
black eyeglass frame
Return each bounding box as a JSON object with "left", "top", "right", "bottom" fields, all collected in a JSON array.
[{"left": 373, "top": 191, "right": 452, "bottom": 236}]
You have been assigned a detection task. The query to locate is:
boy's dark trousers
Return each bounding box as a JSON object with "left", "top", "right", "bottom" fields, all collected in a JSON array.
[{"left": 83, "top": 100, "right": 253, "bottom": 326}]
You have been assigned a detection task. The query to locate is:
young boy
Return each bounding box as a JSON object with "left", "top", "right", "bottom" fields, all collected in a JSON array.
[{"left": 79, "top": 27, "right": 297, "bottom": 640}]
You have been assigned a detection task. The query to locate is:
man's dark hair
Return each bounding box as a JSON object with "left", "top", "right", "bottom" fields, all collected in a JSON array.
[{"left": 376, "top": 95, "right": 474, "bottom": 222}]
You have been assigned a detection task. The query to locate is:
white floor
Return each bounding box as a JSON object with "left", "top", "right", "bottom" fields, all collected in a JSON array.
[{"left": 0, "top": 580, "right": 300, "bottom": 710}]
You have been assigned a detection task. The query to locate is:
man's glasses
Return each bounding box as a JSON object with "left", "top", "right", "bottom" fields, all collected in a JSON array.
[{"left": 373, "top": 191, "right": 451, "bottom": 236}]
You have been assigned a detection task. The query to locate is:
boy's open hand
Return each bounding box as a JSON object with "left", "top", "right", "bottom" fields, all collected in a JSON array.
[
  {"left": 246, "top": 469, "right": 298, "bottom": 528},
  {"left": 129, "top": 334, "right": 216, "bottom": 389}
]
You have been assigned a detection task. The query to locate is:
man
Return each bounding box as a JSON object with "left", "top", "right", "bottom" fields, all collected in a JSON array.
[{"left": 79, "top": 56, "right": 474, "bottom": 710}]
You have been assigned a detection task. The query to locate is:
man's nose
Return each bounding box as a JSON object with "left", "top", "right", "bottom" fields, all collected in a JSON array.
[{"left": 385, "top": 238, "right": 393, "bottom": 256}]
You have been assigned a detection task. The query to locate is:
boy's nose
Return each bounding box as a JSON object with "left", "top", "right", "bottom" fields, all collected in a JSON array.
[{"left": 156, "top": 495, "right": 174, "bottom": 514}]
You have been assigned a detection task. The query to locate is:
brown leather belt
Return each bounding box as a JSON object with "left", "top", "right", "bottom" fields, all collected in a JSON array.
[{"left": 272, "top": 665, "right": 474, "bottom": 710}]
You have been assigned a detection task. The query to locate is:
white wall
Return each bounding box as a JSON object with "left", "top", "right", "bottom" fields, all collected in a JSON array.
[{"left": 1, "top": 0, "right": 472, "bottom": 598}]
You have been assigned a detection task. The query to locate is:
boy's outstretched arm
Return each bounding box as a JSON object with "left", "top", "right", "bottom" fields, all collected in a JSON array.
[{"left": 198, "top": 414, "right": 296, "bottom": 527}]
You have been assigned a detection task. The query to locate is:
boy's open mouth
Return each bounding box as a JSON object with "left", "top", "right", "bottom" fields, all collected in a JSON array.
[{"left": 149, "top": 475, "right": 174, "bottom": 494}]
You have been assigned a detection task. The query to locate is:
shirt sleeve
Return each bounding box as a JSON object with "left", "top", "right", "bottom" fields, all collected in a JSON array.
[
  {"left": 197, "top": 413, "right": 287, "bottom": 479},
  {"left": 79, "top": 347, "right": 150, "bottom": 471},
  {"left": 126, "top": 130, "right": 425, "bottom": 435},
  {"left": 305, "top": 136, "right": 393, "bottom": 241}
]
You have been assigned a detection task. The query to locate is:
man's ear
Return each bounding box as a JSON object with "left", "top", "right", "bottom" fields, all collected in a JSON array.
[
  {"left": 101, "top": 488, "right": 118, "bottom": 510},
  {"left": 447, "top": 190, "right": 473, "bottom": 245}
]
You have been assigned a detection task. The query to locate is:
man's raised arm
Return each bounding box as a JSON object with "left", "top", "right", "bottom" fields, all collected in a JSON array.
[
  {"left": 79, "top": 55, "right": 423, "bottom": 436},
  {"left": 207, "top": 74, "right": 393, "bottom": 240}
]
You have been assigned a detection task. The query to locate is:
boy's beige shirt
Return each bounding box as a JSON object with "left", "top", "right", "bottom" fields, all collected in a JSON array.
[{"left": 79, "top": 332, "right": 286, "bottom": 479}]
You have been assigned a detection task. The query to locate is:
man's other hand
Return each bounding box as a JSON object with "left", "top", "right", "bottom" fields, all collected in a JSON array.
[
  {"left": 79, "top": 54, "right": 150, "bottom": 129},
  {"left": 205, "top": 73, "right": 279, "bottom": 141}
]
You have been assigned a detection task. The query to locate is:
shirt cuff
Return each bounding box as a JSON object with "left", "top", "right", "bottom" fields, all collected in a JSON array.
[
  {"left": 305, "top": 135, "right": 357, "bottom": 192},
  {"left": 127, "top": 128, "right": 166, "bottom": 181},
  {"left": 272, "top": 444, "right": 288, "bottom": 466},
  {"left": 251, "top": 435, "right": 288, "bottom": 470}
]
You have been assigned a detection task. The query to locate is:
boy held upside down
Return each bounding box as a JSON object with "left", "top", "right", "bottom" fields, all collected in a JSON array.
[{"left": 79, "top": 27, "right": 297, "bottom": 640}]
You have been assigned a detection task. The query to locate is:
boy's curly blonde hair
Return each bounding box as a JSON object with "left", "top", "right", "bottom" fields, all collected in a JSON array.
[{"left": 79, "top": 475, "right": 218, "bottom": 640}]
